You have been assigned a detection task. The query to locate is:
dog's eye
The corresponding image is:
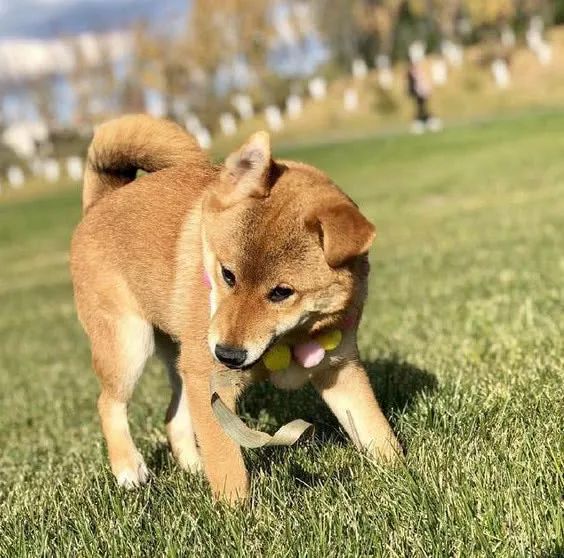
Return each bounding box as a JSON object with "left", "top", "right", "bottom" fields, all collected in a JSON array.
[
  {"left": 268, "top": 285, "right": 294, "bottom": 302},
  {"left": 221, "top": 266, "right": 236, "bottom": 287}
]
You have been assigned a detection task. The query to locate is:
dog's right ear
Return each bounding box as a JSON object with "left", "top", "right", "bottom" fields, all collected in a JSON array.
[
  {"left": 306, "top": 199, "right": 376, "bottom": 268},
  {"left": 219, "top": 131, "right": 273, "bottom": 203}
]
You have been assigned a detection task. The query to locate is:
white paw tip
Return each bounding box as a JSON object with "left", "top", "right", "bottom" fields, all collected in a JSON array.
[
  {"left": 176, "top": 452, "right": 203, "bottom": 474},
  {"left": 115, "top": 462, "right": 150, "bottom": 488}
]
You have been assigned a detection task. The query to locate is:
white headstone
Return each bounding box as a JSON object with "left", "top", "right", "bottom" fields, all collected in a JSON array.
[
  {"left": 172, "top": 98, "right": 188, "bottom": 118},
  {"left": 441, "top": 40, "right": 463, "bottom": 67},
  {"left": 7, "top": 166, "right": 25, "bottom": 189},
  {"left": 491, "top": 59, "right": 510, "bottom": 89},
  {"left": 457, "top": 18, "right": 472, "bottom": 37},
  {"left": 526, "top": 27, "right": 543, "bottom": 52},
  {"left": 293, "top": 1, "right": 314, "bottom": 34},
  {"left": 308, "top": 77, "right": 327, "bottom": 100},
  {"left": 530, "top": 15, "right": 544, "bottom": 34},
  {"left": 264, "top": 105, "right": 284, "bottom": 132},
  {"left": 378, "top": 68, "right": 393, "bottom": 89},
  {"left": 30, "top": 158, "right": 43, "bottom": 176},
  {"left": 343, "top": 88, "right": 359, "bottom": 112},
  {"left": 43, "top": 159, "right": 60, "bottom": 183},
  {"left": 431, "top": 59, "right": 448, "bottom": 86},
  {"left": 88, "top": 97, "right": 105, "bottom": 116},
  {"left": 185, "top": 114, "right": 203, "bottom": 136},
  {"left": 501, "top": 26, "right": 516, "bottom": 49},
  {"left": 376, "top": 54, "right": 390, "bottom": 70},
  {"left": 376, "top": 54, "right": 393, "bottom": 89},
  {"left": 409, "top": 41, "right": 426, "bottom": 64},
  {"left": 219, "top": 113, "right": 237, "bottom": 136},
  {"left": 195, "top": 128, "right": 212, "bottom": 150},
  {"left": 66, "top": 156, "right": 83, "bottom": 181},
  {"left": 2, "top": 121, "right": 48, "bottom": 159},
  {"left": 525, "top": 17, "right": 552, "bottom": 65},
  {"left": 352, "top": 58, "right": 368, "bottom": 80},
  {"left": 146, "top": 94, "right": 166, "bottom": 118},
  {"left": 286, "top": 94, "right": 303, "bottom": 120},
  {"left": 535, "top": 40, "right": 552, "bottom": 65},
  {"left": 232, "top": 94, "right": 254, "bottom": 120}
]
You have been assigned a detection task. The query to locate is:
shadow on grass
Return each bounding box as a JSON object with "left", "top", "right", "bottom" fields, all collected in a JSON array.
[
  {"left": 146, "top": 356, "right": 437, "bottom": 479},
  {"left": 239, "top": 356, "right": 437, "bottom": 484},
  {"left": 367, "top": 357, "right": 438, "bottom": 418},
  {"left": 146, "top": 443, "right": 175, "bottom": 474},
  {"left": 240, "top": 356, "right": 438, "bottom": 436},
  {"left": 539, "top": 545, "right": 564, "bottom": 558}
]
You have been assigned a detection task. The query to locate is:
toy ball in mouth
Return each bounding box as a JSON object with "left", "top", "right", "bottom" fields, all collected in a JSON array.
[
  {"left": 262, "top": 329, "right": 343, "bottom": 372},
  {"left": 316, "top": 329, "right": 343, "bottom": 351},
  {"left": 293, "top": 341, "right": 325, "bottom": 368},
  {"left": 262, "top": 344, "right": 292, "bottom": 371}
]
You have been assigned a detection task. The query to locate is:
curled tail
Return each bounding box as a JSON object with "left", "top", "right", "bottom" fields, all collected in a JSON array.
[{"left": 83, "top": 114, "right": 206, "bottom": 213}]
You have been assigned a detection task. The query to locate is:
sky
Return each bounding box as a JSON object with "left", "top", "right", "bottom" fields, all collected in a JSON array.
[
  {"left": 0, "top": 0, "right": 188, "bottom": 38},
  {"left": 0, "top": 0, "right": 328, "bottom": 125}
]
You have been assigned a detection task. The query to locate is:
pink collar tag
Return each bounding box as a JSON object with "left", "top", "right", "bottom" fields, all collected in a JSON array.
[
  {"left": 342, "top": 310, "right": 358, "bottom": 330},
  {"left": 203, "top": 270, "right": 211, "bottom": 288}
]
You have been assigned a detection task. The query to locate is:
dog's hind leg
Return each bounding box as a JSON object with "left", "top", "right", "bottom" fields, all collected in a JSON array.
[
  {"left": 154, "top": 330, "right": 201, "bottom": 473},
  {"left": 92, "top": 313, "right": 154, "bottom": 488}
]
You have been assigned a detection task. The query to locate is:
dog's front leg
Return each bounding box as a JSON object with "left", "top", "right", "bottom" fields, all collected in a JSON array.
[
  {"left": 180, "top": 352, "right": 248, "bottom": 503},
  {"left": 312, "top": 359, "right": 403, "bottom": 462}
]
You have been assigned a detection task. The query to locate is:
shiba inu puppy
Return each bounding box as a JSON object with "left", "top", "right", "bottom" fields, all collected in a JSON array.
[{"left": 70, "top": 115, "right": 401, "bottom": 502}]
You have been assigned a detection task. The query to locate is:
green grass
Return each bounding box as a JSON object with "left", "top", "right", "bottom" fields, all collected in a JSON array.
[{"left": 1, "top": 110, "right": 563, "bottom": 557}]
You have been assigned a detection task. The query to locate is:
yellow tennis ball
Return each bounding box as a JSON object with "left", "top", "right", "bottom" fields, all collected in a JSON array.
[
  {"left": 263, "top": 343, "right": 291, "bottom": 372},
  {"left": 315, "top": 329, "right": 343, "bottom": 351}
]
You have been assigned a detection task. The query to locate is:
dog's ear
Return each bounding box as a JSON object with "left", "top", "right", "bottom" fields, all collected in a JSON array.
[
  {"left": 221, "top": 131, "right": 272, "bottom": 200},
  {"left": 307, "top": 200, "right": 376, "bottom": 267}
]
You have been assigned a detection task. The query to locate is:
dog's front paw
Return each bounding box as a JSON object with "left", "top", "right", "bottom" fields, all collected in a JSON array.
[
  {"left": 173, "top": 446, "right": 203, "bottom": 474},
  {"left": 210, "top": 471, "right": 249, "bottom": 505},
  {"left": 112, "top": 452, "right": 150, "bottom": 488},
  {"left": 367, "top": 434, "right": 404, "bottom": 464}
]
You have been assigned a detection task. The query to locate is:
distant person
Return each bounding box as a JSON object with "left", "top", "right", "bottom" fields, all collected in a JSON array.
[{"left": 407, "top": 61, "right": 442, "bottom": 134}]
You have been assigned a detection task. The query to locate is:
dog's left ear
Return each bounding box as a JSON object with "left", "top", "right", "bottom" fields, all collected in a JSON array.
[
  {"left": 307, "top": 200, "right": 376, "bottom": 267},
  {"left": 221, "top": 131, "right": 272, "bottom": 200}
]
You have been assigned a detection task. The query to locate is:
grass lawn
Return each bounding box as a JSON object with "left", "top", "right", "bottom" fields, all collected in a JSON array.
[{"left": 0, "top": 110, "right": 562, "bottom": 557}]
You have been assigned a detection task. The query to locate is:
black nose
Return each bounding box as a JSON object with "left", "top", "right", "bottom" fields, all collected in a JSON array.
[{"left": 214, "top": 345, "right": 248, "bottom": 368}]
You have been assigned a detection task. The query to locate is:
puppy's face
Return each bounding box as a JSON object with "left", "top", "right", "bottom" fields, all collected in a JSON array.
[{"left": 202, "top": 132, "right": 375, "bottom": 369}]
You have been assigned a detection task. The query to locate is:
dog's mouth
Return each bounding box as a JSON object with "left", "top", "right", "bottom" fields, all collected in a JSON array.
[
  {"left": 219, "top": 330, "right": 286, "bottom": 371},
  {"left": 214, "top": 314, "right": 322, "bottom": 371},
  {"left": 238, "top": 333, "right": 282, "bottom": 371}
]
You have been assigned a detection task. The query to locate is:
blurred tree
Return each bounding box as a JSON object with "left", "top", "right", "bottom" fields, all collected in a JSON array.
[
  {"left": 183, "top": 0, "right": 281, "bottom": 122},
  {"left": 120, "top": 22, "right": 148, "bottom": 113},
  {"left": 465, "top": 0, "right": 515, "bottom": 27},
  {"left": 464, "top": 0, "right": 517, "bottom": 62},
  {"left": 313, "top": 0, "right": 360, "bottom": 70},
  {"left": 182, "top": 0, "right": 240, "bottom": 126},
  {"left": 30, "top": 74, "right": 57, "bottom": 127},
  {"left": 67, "top": 37, "right": 91, "bottom": 125},
  {"left": 555, "top": 0, "right": 564, "bottom": 23},
  {"left": 355, "top": 0, "right": 403, "bottom": 58},
  {"left": 90, "top": 36, "right": 118, "bottom": 119},
  {"left": 185, "top": 0, "right": 224, "bottom": 85},
  {"left": 432, "top": 0, "right": 463, "bottom": 39},
  {"left": 131, "top": 18, "right": 199, "bottom": 119},
  {"left": 517, "top": 0, "right": 552, "bottom": 22},
  {"left": 315, "top": 0, "right": 404, "bottom": 67}
]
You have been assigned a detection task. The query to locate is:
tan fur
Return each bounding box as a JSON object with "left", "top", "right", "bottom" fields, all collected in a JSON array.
[
  {"left": 82, "top": 114, "right": 205, "bottom": 213},
  {"left": 71, "top": 115, "right": 401, "bottom": 503}
]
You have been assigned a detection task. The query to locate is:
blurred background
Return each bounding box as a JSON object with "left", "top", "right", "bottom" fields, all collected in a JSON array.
[
  {"left": 0, "top": 0, "right": 562, "bottom": 195},
  {"left": 1, "top": 4, "right": 563, "bottom": 551}
]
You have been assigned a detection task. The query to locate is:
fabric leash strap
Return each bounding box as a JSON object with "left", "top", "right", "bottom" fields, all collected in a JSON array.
[{"left": 210, "top": 369, "right": 314, "bottom": 449}]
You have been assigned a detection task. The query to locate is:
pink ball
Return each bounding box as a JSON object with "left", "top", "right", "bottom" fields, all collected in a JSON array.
[{"left": 293, "top": 341, "right": 325, "bottom": 368}]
